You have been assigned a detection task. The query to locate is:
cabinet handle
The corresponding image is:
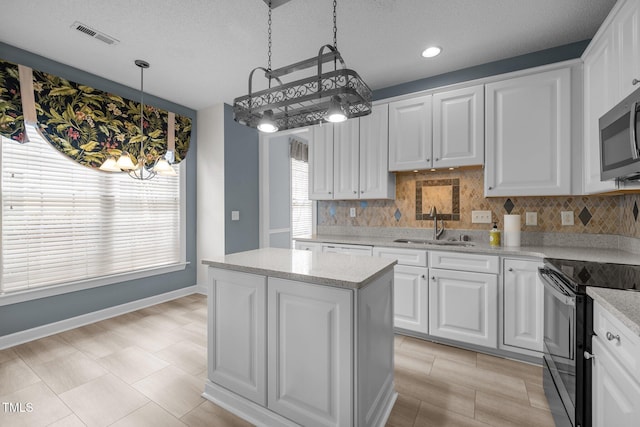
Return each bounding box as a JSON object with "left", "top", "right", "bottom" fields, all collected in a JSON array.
[
  {"left": 426, "top": 158, "right": 430, "bottom": 162},
  {"left": 435, "top": 158, "right": 439, "bottom": 161},
  {"left": 584, "top": 351, "right": 596, "bottom": 360},
  {"left": 328, "top": 191, "right": 332, "bottom": 194},
  {"left": 421, "top": 274, "right": 426, "bottom": 279},
  {"left": 431, "top": 276, "right": 436, "bottom": 281},
  {"left": 360, "top": 190, "right": 364, "bottom": 193},
  {"left": 508, "top": 268, "right": 513, "bottom": 272},
  {"left": 488, "top": 186, "right": 493, "bottom": 190},
  {"left": 353, "top": 190, "right": 357, "bottom": 194},
  {"left": 606, "top": 331, "right": 621, "bottom": 342},
  {"left": 633, "top": 78, "right": 640, "bottom": 85}
]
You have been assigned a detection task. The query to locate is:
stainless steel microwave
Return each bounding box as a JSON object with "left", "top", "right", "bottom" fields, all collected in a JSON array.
[{"left": 600, "top": 86, "right": 640, "bottom": 181}]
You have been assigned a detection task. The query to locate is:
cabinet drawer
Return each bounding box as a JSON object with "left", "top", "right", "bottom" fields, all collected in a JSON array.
[
  {"left": 321, "top": 243, "right": 373, "bottom": 256},
  {"left": 295, "top": 241, "right": 323, "bottom": 252},
  {"left": 429, "top": 251, "right": 499, "bottom": 274},
  {"left": 372, "top": 246, "right": 427, "bottom": 267},
  {"left": 593, "top": 301, "right": 640, "bottom": 383}
]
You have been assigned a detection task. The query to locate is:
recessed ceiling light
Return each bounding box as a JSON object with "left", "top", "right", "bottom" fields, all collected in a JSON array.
[{"left": 422, "top": 46, "right": 442, "bottom": 58}]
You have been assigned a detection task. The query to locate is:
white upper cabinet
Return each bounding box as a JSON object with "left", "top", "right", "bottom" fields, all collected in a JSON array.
[
  {"left": 615, "top": 0, "right": 640, "bottom": 100},
  {"left": 485, "top": 67, "right": 572, "bottom": 196},
  {"left": 433, "top": 85, "right": 485, "bottom": 168},
  {"left": 359, "top": 104, "right": 395, "bottom": 199},
  {"left": 333, "top": 119, "right": 360, "bottom": 199},
  {"left": 582, "top": 0, "right": 640, "bottom": 194},
  {"left": 388, "top": 95, "right": 433, "bottom": 171},
  {"left": 388, "top": 87, "right": 484, "bottom": 172},
  {"left": 309, "top": 124, "right": 334, "bottom": 200},
  {"left": 309, "top": 108, "right": 395, "bottom": 200},
  {"left": 583, "top": 29, "right": 619, "bottom": 194}
]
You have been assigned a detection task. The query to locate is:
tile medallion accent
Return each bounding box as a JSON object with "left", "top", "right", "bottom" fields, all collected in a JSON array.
[
  {"left": 394, "top": 208, "right": 402, "bottom": 222},
  {"left": 360, "top": 200, "right": 368, "bottom": 208},
  {"left": 578, "top": 207, "right": 592, "bottom": 226},
  {"left": 415, "top": 178, "right": 460, "bottom": 221},
  {"left": 503, "top": 198, "right": 515, "bottom": 214}
]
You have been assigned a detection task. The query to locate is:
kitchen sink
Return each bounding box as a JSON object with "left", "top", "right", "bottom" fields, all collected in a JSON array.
[{"left": 393, "top": 238, "right": 475, "bottom": 247}]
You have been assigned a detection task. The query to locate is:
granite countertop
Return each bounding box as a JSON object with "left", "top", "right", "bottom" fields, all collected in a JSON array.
[
  {"left": 202, "top": 247, "right": 396, "bottom": 290},
  {"left": 588, "top": 288, "right": 640, "bottom": 337},
  {"left": 295, "top": 234, "right": 640, "bottom": 265}
]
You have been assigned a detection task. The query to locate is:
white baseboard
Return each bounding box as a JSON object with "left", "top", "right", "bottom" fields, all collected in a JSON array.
[
  {"left": 0, "top": 285, "right": 203, "bottom": 350},
  {"left": 194, "top": 284, "right": 208, "bottom": 295}
]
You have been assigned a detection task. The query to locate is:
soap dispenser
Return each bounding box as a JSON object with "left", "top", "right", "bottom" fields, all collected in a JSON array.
[{"left": 489, "top": 222, "right": 501, "bottom": 247}]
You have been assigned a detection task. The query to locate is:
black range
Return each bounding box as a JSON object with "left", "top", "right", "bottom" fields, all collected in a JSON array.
[{"left": 539, "top": 257, "right": 640, "bottom": 427}]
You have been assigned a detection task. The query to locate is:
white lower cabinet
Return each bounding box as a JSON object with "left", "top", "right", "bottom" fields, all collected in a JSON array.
[
  {"left": 208, "top": 269, "right": 267, "bottom": 405},
  {"left": 592, "top": 337, "right": 640, "bottom": 427},
  {"left": 267, "top": 277, "right": 352, "bottom": 427},
  {"left": 502, "top": 259, "right": 544, "bottom": 353},
  {"left": 429, "top": 268, "right": 498, "bottom": 348},
  {"left": 592, "top": 299, "right": 640, "bottom": 427},
  {"left": 393, "top": 265, "right": 429, "bottom": 333},
  {"left": 373, "top": 247, "right": 429, "bottom": 334}
]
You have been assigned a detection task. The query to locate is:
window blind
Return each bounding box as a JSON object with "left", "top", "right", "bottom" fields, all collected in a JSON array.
[
  {"left": 291, "top": 157, "right": 312, "bottom": 238},
  {"left": 1, "top": 126, "right": 181, "bottom": 294}
]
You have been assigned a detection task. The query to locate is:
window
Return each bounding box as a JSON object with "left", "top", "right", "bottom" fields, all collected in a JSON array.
[
  {"left": 291, "top": 157, "right": 312, "bottom": 240},
  {"left": 0, "top": 125, "right": 183, "bottom": 295}
]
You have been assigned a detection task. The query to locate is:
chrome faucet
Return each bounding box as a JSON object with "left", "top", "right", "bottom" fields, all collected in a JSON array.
[{"left": 430, "top": 206, "right": 445, "bottom": 240}]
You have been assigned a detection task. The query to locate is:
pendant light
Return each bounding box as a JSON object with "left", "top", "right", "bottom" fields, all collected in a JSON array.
[
  {"left": 233, "top": 0, "right": 372, "bottom": 133},
  {"left": 99, "top": 60, "right": 177, "bottom": 179}
]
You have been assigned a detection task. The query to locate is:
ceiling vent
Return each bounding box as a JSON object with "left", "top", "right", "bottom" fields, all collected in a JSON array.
[{"left": 70, "top": 21, "right": 119, "bottom": 45}]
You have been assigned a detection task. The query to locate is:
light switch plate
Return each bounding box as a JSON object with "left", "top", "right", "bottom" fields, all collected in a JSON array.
[
  {"left": 561, "top": 211, "right": 574, "bottom": 226},
  {"left": 471, "top": 210, "right": 492, "bottom": 223},
  {"left": 349, "top": 207, "right": 356, "bottom": 218},
  {"left": 525, "top": 211, "right": 537, "bottom": 226},
  {"left": 231, "top": 210, "right": 240, "bottom": 221}
]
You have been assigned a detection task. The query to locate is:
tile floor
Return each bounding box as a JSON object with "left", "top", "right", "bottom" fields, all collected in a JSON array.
[{"left": 0, "top": 294, "right": 555, "bottom": 426}]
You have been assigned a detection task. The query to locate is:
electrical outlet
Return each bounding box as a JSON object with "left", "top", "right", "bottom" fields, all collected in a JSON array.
[
  {"left": 561, "top": 211, "right": 574, "bottom": 226},
  {"left": 231, "top": 210, "right": 240, "bottom": 221},
  {"left": 349, "top": 207, "right": 356, "bottom": 218},
  {"left": 471, "top": 210, "right": 492, "bottom": 224},
  {"left": 525, "top": 211, "right": 537, "bottom": 226}
]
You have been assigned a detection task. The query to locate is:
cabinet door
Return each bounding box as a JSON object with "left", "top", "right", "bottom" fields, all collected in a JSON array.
[
  {"left": 388, "top": 95, "right": 433, "bottom": 171},
  {"left": 333, "top": 119, "right": 360, "bottom": 199},
  {"left": 208, "top": 268, "right": 266, "bottom": 405},
  {"left": 267, "top": 277, "right": 352, "bottom": 427},
  {"left": 616, "top": 0, "right": 640, "bottom": 100},
  {"left": 309, "top": 124, "right": 334, "bottom": 200},
  {"left": 429, "top": 268, "right": 498, "bottom": 348},
  {"left": 433, "top": 85, "right": 484, "bottom": 168},
  {"left": 583, "top": 30, "right": 619, "bottom": 194},
  {"left": 503, "top": 259, "right": 543, "bottom": 353},
  {"left": 592, "top": 337, "right": 640, "bottom": 427},
  {"left": 485, "top": 68, "right": 571, "bottom": 196},
  {"left": 360, "top": 104, "right": 395, "bottom": 199},
  {"left": 393, "top": 265, "right": 429, "bottom": 333}
]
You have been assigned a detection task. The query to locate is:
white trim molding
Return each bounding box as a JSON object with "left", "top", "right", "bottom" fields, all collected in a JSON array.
[{"left": 0, "top": 285, "right": 201, "bottom": 350}]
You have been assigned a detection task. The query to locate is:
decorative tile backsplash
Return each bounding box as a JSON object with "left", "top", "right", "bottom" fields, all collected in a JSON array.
[{"left": 318, "top": 168, "right": 640, "bottom": 238}]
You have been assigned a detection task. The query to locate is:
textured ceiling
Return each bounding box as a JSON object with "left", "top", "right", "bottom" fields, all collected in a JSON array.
[{"left": 0, "top": 0, "right": 617, "bottom": 110}]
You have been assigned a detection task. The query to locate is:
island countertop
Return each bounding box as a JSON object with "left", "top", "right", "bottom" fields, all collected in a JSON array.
[{"left": 202, "top": 247, "right": 396, "bottom": 289}]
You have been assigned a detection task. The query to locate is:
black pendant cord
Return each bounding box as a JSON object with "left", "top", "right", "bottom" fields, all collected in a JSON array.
[{"left": 267, "top": 0, "right": 273, "bottom": 89}]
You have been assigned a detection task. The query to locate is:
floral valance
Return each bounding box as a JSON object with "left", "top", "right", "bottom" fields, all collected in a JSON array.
[{"left": 0, "top": 58, "right": 191, "bottom": 168}]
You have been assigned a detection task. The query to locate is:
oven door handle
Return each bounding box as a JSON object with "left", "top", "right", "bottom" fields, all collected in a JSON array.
[
  {"left": 539, "top": 268, "right": 576, "bottom": 307},
  {"left": 631, "top": 101, "right": 639, "bottom": 159}
]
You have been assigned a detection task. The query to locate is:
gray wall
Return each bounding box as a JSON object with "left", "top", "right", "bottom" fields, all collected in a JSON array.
[
  {"left": 224, "top": 104, "right": 260, "bottom": 254},
  {"left": 0, "top": 42, "right": 197, "bottom": 337}
]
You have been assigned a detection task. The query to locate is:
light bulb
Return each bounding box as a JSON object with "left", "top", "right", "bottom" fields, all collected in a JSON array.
[
  {"left": 422, "top": 46, "right": 442, "bottom": 58},
  {"left": 257, "top": 110, "right": 278, "bottom": 133},
  {"left": 325, "top": 96, "right": 347, "bottom": 123},
  {"left": 99, "top": 156, "right": 120, "bottom": 172}
]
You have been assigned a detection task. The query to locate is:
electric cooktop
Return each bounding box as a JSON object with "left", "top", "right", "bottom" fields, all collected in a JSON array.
[{"left": 544, "top": 258, "right": 640, "bottom": 293}]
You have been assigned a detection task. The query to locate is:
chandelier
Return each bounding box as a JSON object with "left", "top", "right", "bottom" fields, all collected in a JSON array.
[
  {"left": 99, "top": 60, "right": 176, "bottom": 179},
  {"left": 233, "top": 0, "right": 372, "bottom": 133}
]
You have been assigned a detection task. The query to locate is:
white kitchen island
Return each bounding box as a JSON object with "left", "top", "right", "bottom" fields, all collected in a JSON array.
[{"left": 202, "top": 248, "right": 397, "bottom": 427}]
